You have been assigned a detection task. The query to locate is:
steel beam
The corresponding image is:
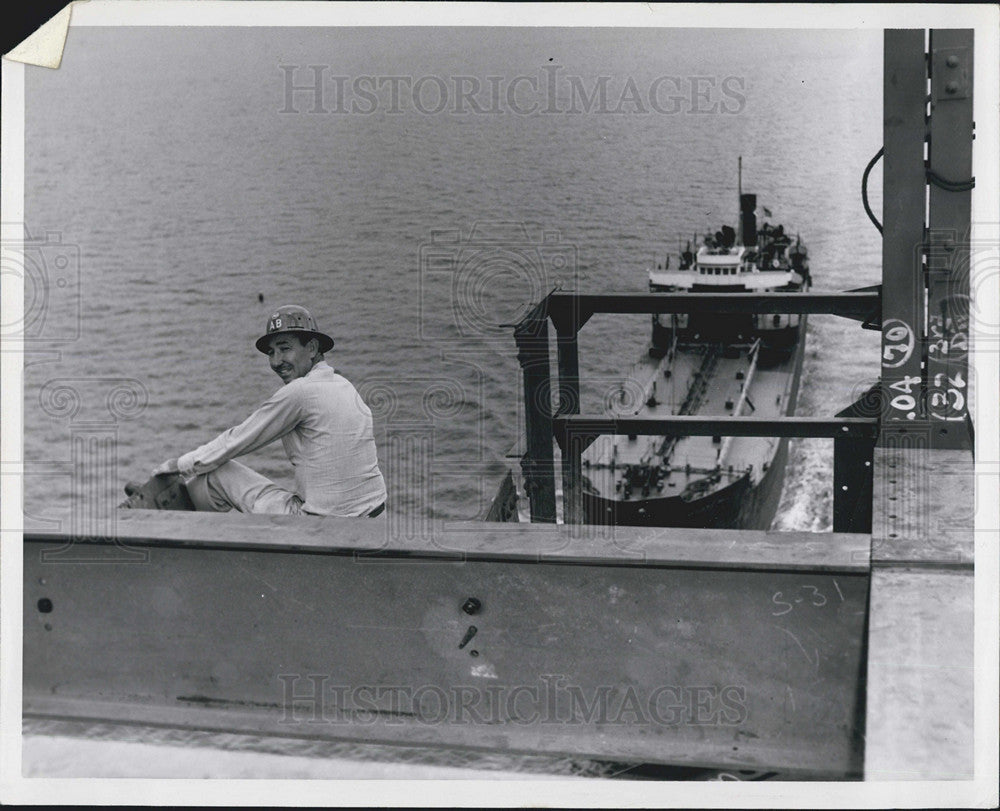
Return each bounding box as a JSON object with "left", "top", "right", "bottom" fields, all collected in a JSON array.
[
  {"left": 880, "top": 30, "right": 929, "bottom": 431},
  {"left": 926, "top": 29, "right": 974, "bottom": 450},
  {"left": 24, "top": 515, "right": 870, "bottom": 776},
  {"left": 833, "top": 435, "right": 875, "bottom": 534},
  {"left": 866, "top": 446, "right": 974, "bottom": 779},
  {"left": 26, "top": 510, "right": 873, "bottom": 571},
  {"left": 554, "top": 415, "right": 878, "bottom": 445},
  {"left": 514, "top": 303, "right": 556, "bottom": 523},
  {"left": 546, "top": 291, "right": 880, "bottom": 324},
  {"left": 550, "top": 310, "right": 584, "bottom": 525}
]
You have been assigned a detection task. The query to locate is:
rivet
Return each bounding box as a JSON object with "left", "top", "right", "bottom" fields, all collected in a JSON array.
[
  {"left": 946, "top": 55, "right": 959, "bottom": 68},
  {"left": 945, "top": 81, "right": 959, "bottom": 94}
]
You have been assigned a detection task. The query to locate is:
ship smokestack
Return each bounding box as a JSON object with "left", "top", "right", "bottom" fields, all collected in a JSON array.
[{"left": 740, "top": 193, "right": 757, "bottom": 247}]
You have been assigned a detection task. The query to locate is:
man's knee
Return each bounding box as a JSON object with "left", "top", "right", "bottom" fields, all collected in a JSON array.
[
  {"left": 186, "top": 461, "right": 265, "bottom": 513},
  {"left": 185, "top": 471, "right": 231, "bottom": 512}
]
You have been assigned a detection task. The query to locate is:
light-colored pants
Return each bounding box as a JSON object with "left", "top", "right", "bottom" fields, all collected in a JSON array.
[
  {"left": 185, "top": 460, "right": 304, "bottom": 515},
  {"left": 185, "top": 460, "right": 387, "bottom": 519}
]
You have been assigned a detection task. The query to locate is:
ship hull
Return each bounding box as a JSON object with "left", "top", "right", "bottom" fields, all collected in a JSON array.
[
  {"left": 581, "top": 317, "right": 806, "bottom": 530},
  {"left": 581, "top": 435, "right": 791, "bottom": 530}
]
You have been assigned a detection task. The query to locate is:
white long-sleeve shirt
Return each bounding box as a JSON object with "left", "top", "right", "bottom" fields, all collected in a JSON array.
[{"left": 177, "top": 361, "right": 386, "bottom": 517}]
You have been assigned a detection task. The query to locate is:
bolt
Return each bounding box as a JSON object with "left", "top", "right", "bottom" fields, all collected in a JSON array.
[{"left": 461, "top": 597, "right": 481, "bottom": 616}]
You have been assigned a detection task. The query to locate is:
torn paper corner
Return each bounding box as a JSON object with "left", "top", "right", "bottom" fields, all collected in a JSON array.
[{"left": 3, "top": 3, "right": 76, "bottom": 70}]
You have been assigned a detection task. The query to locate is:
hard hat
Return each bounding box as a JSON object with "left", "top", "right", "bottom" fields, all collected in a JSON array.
[{"left": 255, "top": 305, "right": 335, "bottom": 354}]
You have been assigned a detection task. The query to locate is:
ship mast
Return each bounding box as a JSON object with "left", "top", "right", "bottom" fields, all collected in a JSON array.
[{"left": 737, "top": 155, "right": 743, "bottom": 245}]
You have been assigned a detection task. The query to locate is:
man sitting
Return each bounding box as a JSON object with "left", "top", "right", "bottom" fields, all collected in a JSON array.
[{"left": 152, "top": 305, "right": 386, "bottom": 518}]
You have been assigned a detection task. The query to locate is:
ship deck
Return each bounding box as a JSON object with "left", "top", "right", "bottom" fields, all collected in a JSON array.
[{"left": 581, "top": 341, "right": 797, "bottom": 502}]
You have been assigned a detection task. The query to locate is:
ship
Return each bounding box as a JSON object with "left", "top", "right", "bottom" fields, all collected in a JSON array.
[{"left": 493, "top": 181, "right": 812, "bottom": 530}]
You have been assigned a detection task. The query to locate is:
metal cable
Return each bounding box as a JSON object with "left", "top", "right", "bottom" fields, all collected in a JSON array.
[
  {"left": 862, "top": 146, "right": 884, "bottom": 235},
  {"left": 926, "top": 169, "right": 976, "bottom": 192},
  {"left": 862, "top": 145, "right": 974, "bottom": 239}
]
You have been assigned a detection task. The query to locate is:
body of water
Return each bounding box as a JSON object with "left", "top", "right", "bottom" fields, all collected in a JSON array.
[
  {"left": 24, "top": 27, "right": 884, "bottom": 532},
  {"left": 22, "top": 25, "right": 884, "bottom": 775}
]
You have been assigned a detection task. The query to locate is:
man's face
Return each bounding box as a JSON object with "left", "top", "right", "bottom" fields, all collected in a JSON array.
[{"left": 266, "top": 334, "right": 317, "bottom": 384}]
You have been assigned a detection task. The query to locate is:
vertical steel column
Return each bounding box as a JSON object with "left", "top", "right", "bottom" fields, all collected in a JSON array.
[
  {"left": 833, "top": 434, "right": 875, "bottom": 533},
  {"left": 880, "top": 30, "right": 929, "bottom": 435},
  {"left": 551, "top": 302, "right": 583, "bottom": 525},
  {"left": 833, "top": 390, "right": 878, "bottom": 533},
  {"left": 559, "top": 423, "right": 586, "bottom": 527},
  {"left": 515, "top": 302, "right": 556, "bottom": 523},
  {"left": 552, "top": 310, "right": 581, "bottom": 419},
  {"left": 926, "top": 29, "right": 974, "bottom": 450}
]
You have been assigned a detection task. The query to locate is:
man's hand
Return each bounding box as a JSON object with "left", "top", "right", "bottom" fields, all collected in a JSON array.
[{"left": 152, "top": 458, "right": 180, "bottom": 477}]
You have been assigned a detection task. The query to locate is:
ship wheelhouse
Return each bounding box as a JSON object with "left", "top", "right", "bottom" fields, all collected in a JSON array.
[
  {"left": 694, "top": 246, "right": 747, "bottom": 279},
  {"left": 646, "top": 196, "right": 810, "bottom": 351}
]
